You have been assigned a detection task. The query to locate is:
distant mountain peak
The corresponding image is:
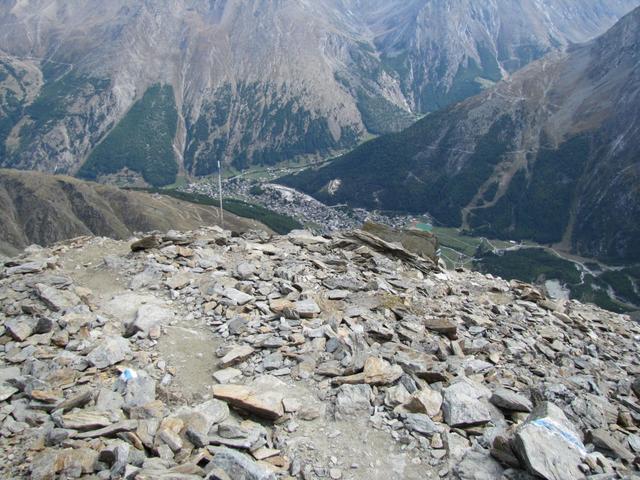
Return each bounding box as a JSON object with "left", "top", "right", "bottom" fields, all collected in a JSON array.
[{"left": 0, "top": 0, "right": 638, "bottom": 184}]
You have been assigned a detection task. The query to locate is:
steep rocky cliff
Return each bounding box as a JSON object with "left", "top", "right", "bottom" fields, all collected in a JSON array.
[
  {"left": 0, "top": 0, "right": 637, "bottom": 183},
  {"left": 282, "top": 7, "right": 640, "bottom": 262}
]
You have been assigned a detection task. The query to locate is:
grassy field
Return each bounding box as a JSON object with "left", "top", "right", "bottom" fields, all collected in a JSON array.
[
  {"left": 430, "top": 226, "right": 637, "bottom": 313},
  {"left": 432, "top": 226, "right": 512, "bottom": 267}
]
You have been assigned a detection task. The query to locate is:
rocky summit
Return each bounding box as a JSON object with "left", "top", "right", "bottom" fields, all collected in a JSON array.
[{"left": 0, "top": 226, "right": 639, "bottom": 480}]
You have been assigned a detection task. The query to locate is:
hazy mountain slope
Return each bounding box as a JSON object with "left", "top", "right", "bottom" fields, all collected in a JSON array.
[
  {"left": 0, "top": 169, "right": 266, "bottom": 256},
  {"left": 0, "top": 0, "right": 637, "bottom": 184},
  {"left": 281, "top": 7, "right": 640, "bottom": 262}
]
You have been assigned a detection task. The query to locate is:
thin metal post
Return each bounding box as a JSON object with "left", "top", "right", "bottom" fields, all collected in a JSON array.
[{"left": 218, "top": 160, "right": 224, "bottom": 228}]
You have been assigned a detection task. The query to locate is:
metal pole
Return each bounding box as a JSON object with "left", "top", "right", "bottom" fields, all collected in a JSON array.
[{"left": 218, "top": 160, "right": 224, "bottom": 228}]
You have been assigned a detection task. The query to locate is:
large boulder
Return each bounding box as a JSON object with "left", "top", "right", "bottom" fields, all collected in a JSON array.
[
  {"left": 513, "top": 402, "right": 586, "bottom": 480},
  {"left": 208, "top": 447, "right": 276, "bottom": 480},
  {"left": 442, "top": 379, "right": 492, "bottom": 427},
  {"left": 125, "top": 304, "right": 174, "bottom": 339}
]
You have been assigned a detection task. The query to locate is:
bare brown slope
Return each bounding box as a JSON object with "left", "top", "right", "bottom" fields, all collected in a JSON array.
[{"left": 0, "top": 169, "right": 268, "bottom": 255}]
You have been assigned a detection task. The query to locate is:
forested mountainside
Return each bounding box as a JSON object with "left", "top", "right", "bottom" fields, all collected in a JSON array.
[
  {"left": 281, "top": 7, "right": 640, "bottom": 262},
  {"left": 0, "top": 0, "right": 636, "bottom": 184}
]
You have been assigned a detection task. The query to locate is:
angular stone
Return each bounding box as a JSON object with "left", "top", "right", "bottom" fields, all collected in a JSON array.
[
  {"left": 0, "top": 384, "right": 18, "bottom": 402},
  {"left": 0, "top": 366, "right": 21, "bottom": 384},
  {"left": 212, "top": 377, "right": 285, "bottom": 420},
  {"left": 384, "top": 384, "right": 411, "bottom": 407},
  {"left": 62, "top": 410, "right": 112, "bottom": 430},
  {"left": 191, "top": 402, "right": 234, "bottom": 446},
  {"left": 588, "top": 429, "right": 635, "bottom": 462},
  {"left": 263, "top": 352, "right": 283, "bottom": 371},
  {"left": 129, "top": 267, "right": 163, "bottom": 290},
  {"left": 166, "top": 272, "right": 192, "bottom": 290},
  {"left": 158, "top": 417, "right": 185, "bottom": 452},
  {"left": 213, "top": 368, "right": 242, "bottom": 384},
  {"left": 443, "top": 380, "right": 492, "bottom": 427},
  {"left": 404, "top": 387, "right": 443, "bottom": 417},
  {"left": 87, "top": 336, "right": 131, "bottom": 369},
  {"left": 30, "top": 389, "right": 63, "bottom": 403},
  {"left": 223, "top": 288, "right": 254, "bottom": 306},
  {"left": 293, "top": 299, "right": 321, "bottom": 318},
  {"left": 75, "top": 420, "right": 139, "bottom": 439},
  {"left": 35, "top": 283, "right": 80, "bottom": 311},
  {"left": 56, "top": 390, "right": 94, "bottom": 412},
  {"left": 394, "top": 349, "right": 448, "bottom": 382},
  {"left": 632, "top": 377, "right": 640, "bottom": 400},
  {"left": 403, "top": 413, "right": 439, "bottom": 436},
  {"left": 30, "top": 449, "right": 59, "bottom": 480},
  {"left": 455, "top": 450, "right": 505, "bottom": 480},
  {"left": 208, "top": 447, "right": 276, "bottom": 480},
  {"left": 131, "top": 235, "right": 161, "bottom": 252},
  {"left": 126, "top": 304, "right": 174, "bottom": 339},
  {"left": 220, "top": 346, "right": 255, "bottom": 368},
  {"left": 363, "top": 357, "right": 403, "bottom": 386},
  {"left": 5, "top": 259, "right": 51, "bottom": 276},
  {"left": 269, "top": 298, "right": 294, "bottom": 314},
  {"left": 490, "top": 388, "right": 533, "bottom": 413},
  {"left": 118, "top": 371, "right": 157, "bottom": 409},
  {"left": 31, "top": 448, "right": 99, "bottom": 479},
  {"left": 335, "top": 384, "right": 372, "bottom": 417},
  {"left": 5, "top": 317, "right": 36, "bottom": 341},
  {"left": 193, "top": 399, "right": 230, "bottom": 426},
  {"left": 424, "top": 317, "right": 458, "bottom": 339},
  {"left": 327, "top": 290, "right": 350, "bottom": 300},
  {"left": 237, "top": 263, "right": 256, "bottom": 279},
  {"left": 282, "top": 397, "right": 301, "bottom": 413},
  {"left": 514, "top": 402, "right": 586, "bottom": 480},
  {"left": 129, "top": 400, "right": 166, "bottom": 420},
  {"left": 34, "top": 316, "right": 55, "bottom": 334},
  {"left": 210, "top": 422, "right": 262, "bottom": 449}
]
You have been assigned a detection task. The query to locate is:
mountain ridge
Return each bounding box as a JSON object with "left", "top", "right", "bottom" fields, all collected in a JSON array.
[
  {"left": 1, "top": 0, "right": 638, "bottom": 184},
  {"left": 280, "top": 6, "right": 640, "bottom": 262},
  {"left": 0, "top": 169, "right": 267, "bottom": 256}
]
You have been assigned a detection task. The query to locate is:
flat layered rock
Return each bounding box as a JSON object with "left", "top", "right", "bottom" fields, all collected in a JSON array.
[
  {"left": 294, "top": 299, "right": 321, "bottom": 318},
  {"left": 4, "top": 258, "right": 54, "bottom": 276},
  {"left": 490, "top": 388, "right": 533, "bottom": 413},
  {"left": 424, "top": 317, "right": 458, "bottom": 339},
  {"left": 35, "top": 283, "right": 80, "bottom": 311},
  {"left": 223, "top": 288, "right": 254, "bottom": 306},
  {"left": 220, "top": 346, "right": 255, "bottom": 368},
  {"left": 588, "top": 429, "right": 635, "bottom": 462},
  {"left": 213, "top": 367, "right": 243, "bottom": 384},
  {"left": 0, "top": 383, "right": 18, "bottom": 402},
  {"left": 62, "top": 410, "right": 112, "bottom": 431},
  {"left": 212, "top": 377, "right": 285, "bottom": 420}
]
